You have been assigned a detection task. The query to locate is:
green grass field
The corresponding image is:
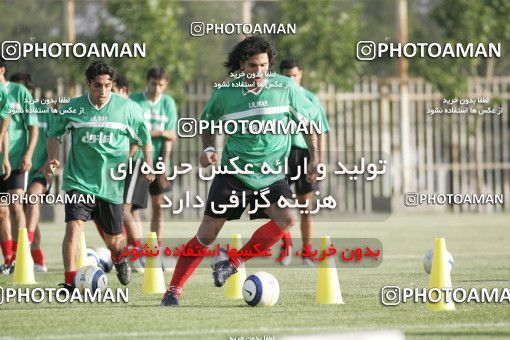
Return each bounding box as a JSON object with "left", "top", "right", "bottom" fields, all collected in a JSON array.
[{"left": 1, "top": 213, "right": 509, "bottom": 339}]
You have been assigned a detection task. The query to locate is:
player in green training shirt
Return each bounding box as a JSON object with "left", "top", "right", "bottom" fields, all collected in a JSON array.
[
  {"left": 114, "top": 74, "right": 148, "bottom": 272},
  {"left": 278, "top": 58, "right": 331, "bottom": 266},
  {"left": 44, "top": 61, "right": 154, "bottom": 289},
  {"left": 161, "top": 36, "right": 320, "bottom": 307},
  {"left": 0, "top": 74, "right": 12, "bottom": 274},
  {"left": 9, "top": 72, "right": 51, "bottom": 272},
  {"left": 92, "top": 74, "right": 149, "bottom": 273},
  {"left": 0, "top": 59, "right": 38, "bottom": 275},
  {"left": 130, "top": 67, "right": 178, "bottom": 241}
]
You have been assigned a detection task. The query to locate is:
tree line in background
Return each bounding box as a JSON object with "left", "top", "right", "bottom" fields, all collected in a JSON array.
[{"left": 0, "top": 0, "right": 508, "bottom": 102}]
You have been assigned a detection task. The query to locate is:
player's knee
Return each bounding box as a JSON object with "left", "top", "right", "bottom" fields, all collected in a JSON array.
[
  {"left": 105, "top": 234, "right": 124, "bottom": 251},
  {"left": 152, "top": 204, "right": 162, "bottom": 217},
  {"left": 0, "top": 207, "right": 9, "bottom": 220},
  {"left": 196, "top": 231, "right": 217, "bottom": 246},
  {"left": 274, "top": 210, "right": 297, "bottom": 231},
  {"left": 10, "top": 202, "right": 24, "bottom": 216},
  {"left": 123, "top": 206, "right": 133, "bottom": 218}
]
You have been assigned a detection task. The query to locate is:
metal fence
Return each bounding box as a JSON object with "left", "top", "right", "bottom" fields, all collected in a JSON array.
[{"left": 45, "top": 76, "right": 510, "bottom": 219}]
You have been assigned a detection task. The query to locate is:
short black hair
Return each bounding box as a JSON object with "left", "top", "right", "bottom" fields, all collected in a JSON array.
[
  {"left": 279, "top": 58, "right": 301, "bottom": 73},
  {"left": 10, "top": 72, "right": 34, "bottom": 91},
  {"left": 85, "top": 61, "right": 116, "bottom": 82},
  {"left": 146, "top": 67, "right": 168, "bottom": 81},
  {"left": 114, "top": 74, "right": 129, "bottom": 90},
  {"left": 0, "top": 57, "right": 7, "bottom": 71},
  {"left": 224, "top": 36, "right": 276, "bottom": 74}
]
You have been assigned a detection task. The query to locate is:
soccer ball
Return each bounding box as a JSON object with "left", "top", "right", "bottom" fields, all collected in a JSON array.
[
  {"left": 242, "top": 272, "right": 280, "bottom": 307},
  {"left": 423, "top": 249, "right": 454, "bottom": 274},
  {"left": 95, "top": 247, "right": 113, "bottom": 273},
  {"left": 209, "top": 247, "right": 229, "bottom": 269},
  {"left": 86, "top": 248, "right": 99, "bottom": 267},
  {"left": 74, "top": 265, "right": 108, "bottom": 292}
]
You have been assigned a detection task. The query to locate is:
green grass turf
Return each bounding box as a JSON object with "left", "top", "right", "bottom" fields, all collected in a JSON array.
[{"left": 1, "top": 213, "right": 509, "bottom": 339}]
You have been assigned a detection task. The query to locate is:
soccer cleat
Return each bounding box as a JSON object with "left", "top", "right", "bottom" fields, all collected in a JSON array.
[
  {"left": 278, "top": 244, "right": 293, "bottom": 266},
  {"left": 34, "top": 264, "right": 48, "bottom": 272},
  {"left": 114, "top": 257, "right": 132, "bottom": 285},
  {"left": 58, "top": 283, "right": 76, "bottom": 293},
  {"left": 212, "top": 260, "right": 237, "bottom": 287},
  {"left": 0, "top": 263, "right": 11, "bottom": 275},
  {"left": 302, "top": 257, "right": 316, "bottom": 267},
  {"left": 161, "top": 289, "right": 180, "bottom": 307}
]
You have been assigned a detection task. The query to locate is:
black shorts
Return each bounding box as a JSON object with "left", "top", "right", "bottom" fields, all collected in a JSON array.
[
  {"left": 149, "top": 174, "right": 172, "bottom": 196},
  {"left": 287, "top": 147, "right": 319, "bottom": 195},
  {"left": 29, "top": 176, "right": 51, "bottom": 194},
  {"left": 204, "top": 174, "right": 293, "bottom": 220},
  {"left": 64, "top": 190, "right": 124, "bottom": 235},
  {"left": 0, "top": 170, "right": 29, "bottom": 193},
  {"left": 124, "top": 159, "right": 149, "bottom": 210}
]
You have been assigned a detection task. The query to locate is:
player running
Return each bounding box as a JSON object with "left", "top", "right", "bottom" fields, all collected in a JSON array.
[
  {"left": 161, "top": 36, "right": 320, "bottom": 307},
  {"left": 0, "top": 59, "right": 38, "bottom": 274},
  {"left": 278, "top": 58, "right": 331, "bottom": 266},
  {"left": 130, "top": 67, "right": 178, "bottom": 241},
  {"left": 43, "top": 61, "right": 154, "bottom": 289}
]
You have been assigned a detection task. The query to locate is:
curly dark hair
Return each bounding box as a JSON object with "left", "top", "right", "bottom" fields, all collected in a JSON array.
[
  {"left": 85, "top": 61, "right": 116, "bottom": 82},
  {"left": 224, "top": 36, "right": 276, "bottom": 74}
]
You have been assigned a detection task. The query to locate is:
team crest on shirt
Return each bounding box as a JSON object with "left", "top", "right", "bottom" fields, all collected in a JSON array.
[
  {"left": 248, "top": 100, "right": 268, "bottom": 109},
  {"left": 91, "top": 115, "right": 108, "bottom": 122},
  {"left": 81, "top": 131, "right": 113, "bottom": 144}
]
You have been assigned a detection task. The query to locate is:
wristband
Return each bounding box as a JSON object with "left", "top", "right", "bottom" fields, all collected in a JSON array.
[{"left": 203, "top": 146, "right": 216, "bottom": 153}]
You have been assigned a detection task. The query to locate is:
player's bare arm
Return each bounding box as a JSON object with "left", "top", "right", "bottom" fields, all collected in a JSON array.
[
  {"left": 141, "top": 142, "right": 155, "bottom": 183},
  {"left": 304, "top": 130, "right": 319, "bottom": 184},
  {"left": 199, "top": 131, "right": 218, "bottom": 167},
  {"left": 19, "top": 124, "right": 38, "bottom": 173},
  {"left": 151, "top": 130, "right": 176, "bottom": 141},
  {"left": 42, "top": 137, "right": 60, "bottom": 182},
  {"left": 2, "top": 130, "right": 10, "bottom": 180},
  {"left": 0, "top": 116, "right": 10, "bottom": 152}
]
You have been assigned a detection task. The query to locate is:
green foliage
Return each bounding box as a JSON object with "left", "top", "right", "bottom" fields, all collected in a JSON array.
[
  {"left": 411, "top": 0, "right": 510, "bottom": 96},
  {"left": 98, "top": 0, "right": 196, "bottom": 102},
  {"left": 278, "top": 0, "right": 364, "bottom": 91},
  {"left": 0, "top": 0, "right": 63, "bottom": 90}
]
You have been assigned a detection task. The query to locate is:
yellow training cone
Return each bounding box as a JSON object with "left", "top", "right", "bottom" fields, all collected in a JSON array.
[
  {"left": 225, "top": 234, "right": 246, "bottom": 299},
  {"left": 13, "top": 227, "right": 36, "bottom": 284},
  {"left": 142, "top": 232, "right": 166, "bottom": 294},
  {"left": 76, "top": 232, "right": 88, "bottom": 269},
  {"left": 427, "top": 238, "right": 456, "bottom": 311},
  {"left": 316, "top": 236, "right": 343, "bottom": 304}
]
